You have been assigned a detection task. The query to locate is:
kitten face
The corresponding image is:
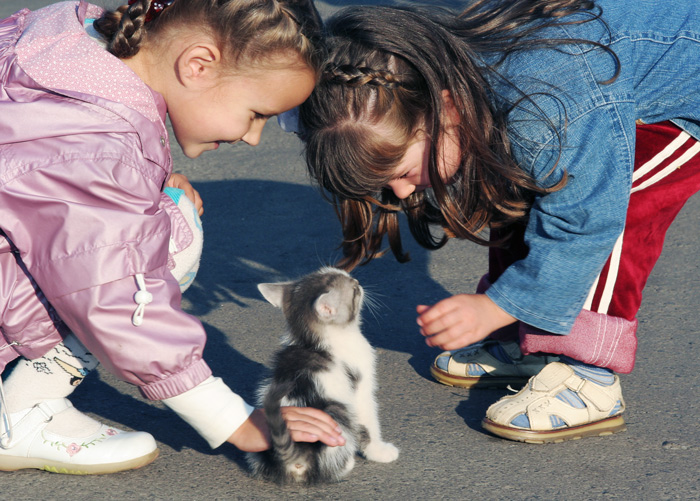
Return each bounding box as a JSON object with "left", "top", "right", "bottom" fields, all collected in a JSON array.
[
  {"left": 312, "top": 269, "right": 363, "bottom": 325},
  {"left": 259, "top": 267, "right": 363, "bottom": 327}
]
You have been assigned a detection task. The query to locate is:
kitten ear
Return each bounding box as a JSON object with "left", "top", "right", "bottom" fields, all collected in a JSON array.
[
  {"left": 258, "top": 283, "right": 287, "bottom": 308},
  {"left": 315, "top": 290, "right": 340, "bottom": 320}
]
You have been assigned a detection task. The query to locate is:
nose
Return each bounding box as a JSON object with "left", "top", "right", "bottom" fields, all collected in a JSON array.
[
  {"left": 242, "top": 119, "right": 267, "bottom": 146},
  {"left": 387, "top": 179, "right": 415, "bottom": 199}
]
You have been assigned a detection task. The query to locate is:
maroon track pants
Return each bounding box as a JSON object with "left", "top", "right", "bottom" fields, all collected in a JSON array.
[{"left": 484, "top": 121, "right": 700, "bottom": 373}]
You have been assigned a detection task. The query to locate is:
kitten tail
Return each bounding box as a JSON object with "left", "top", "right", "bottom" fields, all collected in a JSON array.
[{"left": 263, "top": 381, "right": 310, "bottom": 481}]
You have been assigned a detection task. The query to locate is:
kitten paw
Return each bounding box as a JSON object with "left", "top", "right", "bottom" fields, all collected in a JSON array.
[{"left": 363, "top": 441, "right": 399, "bottom": 463}]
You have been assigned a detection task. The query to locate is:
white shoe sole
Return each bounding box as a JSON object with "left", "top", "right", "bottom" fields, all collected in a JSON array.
[{"left": 0, "top": 448, "right": 159, "bottom": 475}]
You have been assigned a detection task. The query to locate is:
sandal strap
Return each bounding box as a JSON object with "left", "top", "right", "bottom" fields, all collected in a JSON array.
[
  {"left": 529, "top": 363, "right": 617, "bottom": 413},
  {"left": 564, "top": 374, "right": 617, "bottom": 413},
  {"left": 1, "top": 398, "right": 72, "bottom": 448},
  {"left": 446, "top": 340, "right": 552, "bottom": 377}
]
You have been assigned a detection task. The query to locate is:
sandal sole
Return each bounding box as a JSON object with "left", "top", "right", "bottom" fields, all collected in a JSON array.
[
  {"left": 481, "top": 416, "right": 627, "bottom": 444},
  {"left": 0, "top": 448, "right": 159, "bottom": 475},
  {"left": 430, "top": 365, "right": 529, "bottom": 389}
]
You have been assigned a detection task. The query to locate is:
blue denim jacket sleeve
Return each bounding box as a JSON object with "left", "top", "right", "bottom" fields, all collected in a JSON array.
[
  {"left": 486, "top": 103, "right": 635, "bottom": 333},
  {"left": 483, "top": 0, "right": 700, "bottom": 334}
]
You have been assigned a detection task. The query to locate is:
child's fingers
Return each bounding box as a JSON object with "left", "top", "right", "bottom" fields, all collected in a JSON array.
[
  {"left": 417, "top": 303, "right": 460, "bottom": 336},
  {"left": 421, "top": 317, "right": 461, "bottom": 346},
  {"left": 180, "top": 183, "right": 203, "bottom": 214},
  {"left": 282, "top": 406, "right": 339, "bottom": 427},
  {"left": 185, "top": 186, "right": 203, "bottom": 216},
  {"left": 417, "top": 295, "right": 516, "bottom": 351},
  {"left": 416, "top": 296, "right": 483, "bottom": 349},
  {"left": 167, "top": 173, "right": 204, "bottom": 215},
  {"left": 288, "top": 428, "right": 343, "bottom": 447},
  {"left": 416, "top": 299, "right": 457, "bottom": 327},
  {"left": 192, "top": 189, "right": 204, "bottom": 216},
  {"left": 281, "top": 407, "right": 346, "bottom": 447},
  {"left": 288, "top": 430, "right": 321, "bottom": 443},
  {"left": 424, "top": 328, "right": 468, "bottom": 351}
]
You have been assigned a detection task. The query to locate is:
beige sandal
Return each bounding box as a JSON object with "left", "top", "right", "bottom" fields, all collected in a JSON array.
[
  {"left": 482, "top": 362, "right": 627, "bottom": 443},
  {"left": 430, "top": 340, "right": 558, "bottom": 389}
]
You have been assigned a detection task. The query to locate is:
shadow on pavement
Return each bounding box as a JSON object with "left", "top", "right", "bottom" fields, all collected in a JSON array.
[{"left": 71, "top": 177, "right": 479, "bottom": 465}]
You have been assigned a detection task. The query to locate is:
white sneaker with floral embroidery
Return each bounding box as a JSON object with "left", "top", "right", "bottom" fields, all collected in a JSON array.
[{"left": 0, "top": 398, "right": 158, "bottom": 474}]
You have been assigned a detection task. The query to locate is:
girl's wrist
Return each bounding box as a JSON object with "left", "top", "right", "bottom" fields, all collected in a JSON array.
[
  {"left": 227, "top": 409, "right": 270, "bottom": 452},
  {"left": 480, "top": 294, "right": 517, "bottom": 334}
]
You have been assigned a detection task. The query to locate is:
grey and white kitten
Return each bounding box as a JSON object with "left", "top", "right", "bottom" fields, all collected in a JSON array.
[{"left": 247, "top": 267, "right": 399, "bottom": 485}]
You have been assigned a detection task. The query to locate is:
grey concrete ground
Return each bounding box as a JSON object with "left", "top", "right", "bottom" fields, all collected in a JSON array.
[{"left": 1, "top": 0, "right": 699, "bottom": 499}]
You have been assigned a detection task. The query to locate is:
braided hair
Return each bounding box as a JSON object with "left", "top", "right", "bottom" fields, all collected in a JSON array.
[
  {"left": 323, "top": 65, "right": 403, "bottom": 89},
  {"left": 94, "top": 0, "right": 324, "bottom": 75},
  {"left": 300, "top": 1, "right": 617, "bottom": 270}
]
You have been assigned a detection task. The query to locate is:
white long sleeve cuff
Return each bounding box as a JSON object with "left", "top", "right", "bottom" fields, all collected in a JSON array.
[{"left": 162, "top": 376, "right": 255, "bottom": 448}]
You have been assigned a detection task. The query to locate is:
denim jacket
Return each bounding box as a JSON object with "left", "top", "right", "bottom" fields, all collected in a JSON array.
[{"left": 483, "top": 0, "right": 700, "bottom": 334}]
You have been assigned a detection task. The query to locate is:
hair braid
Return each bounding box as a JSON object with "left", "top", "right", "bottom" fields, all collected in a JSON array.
[
  {"left": 93, "top": 0, "right": 324, "bottom": 74},
  {"left": 323, "top": 64, "right": 403, "bottom": 89},
  {"left": 94, "top": 0, "right": 150, "bottom": 59}
]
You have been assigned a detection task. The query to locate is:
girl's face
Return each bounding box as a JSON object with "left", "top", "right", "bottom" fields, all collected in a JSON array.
[
  {"left": 168, "top": 66, "right": 316, "bottom": 158},
  {"left": 386, "top": 128, "right": 461, "bottom": 199}
]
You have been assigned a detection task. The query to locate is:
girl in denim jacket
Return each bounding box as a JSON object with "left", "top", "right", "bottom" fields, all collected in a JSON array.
[
  {"left": 298, "top": 0, "right": 700, "bottom": 443},
  {"left": 0, "top": 0, "right": 344, "bottom": 475}
]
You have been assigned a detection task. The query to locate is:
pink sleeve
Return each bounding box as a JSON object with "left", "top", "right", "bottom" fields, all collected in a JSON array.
[{"left": 50, "top": 266, "right": 213, "bottom": 400}]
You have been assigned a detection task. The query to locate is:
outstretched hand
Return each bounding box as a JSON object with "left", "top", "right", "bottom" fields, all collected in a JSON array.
[
  {"left": 227, "top": 407, "right": 346, "bottom": 452},
  {"left": 416, "top": 293, "right": 516, "bottom": 351}
]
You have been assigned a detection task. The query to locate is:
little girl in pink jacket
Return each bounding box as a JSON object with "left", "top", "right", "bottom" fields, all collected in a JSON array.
[{"left": 0, "top": 0, "right": 343, "bottom": 475}]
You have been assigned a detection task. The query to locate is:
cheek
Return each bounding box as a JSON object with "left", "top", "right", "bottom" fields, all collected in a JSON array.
[
  {"left": 169, "top": 104, "right": 209, "bottom": 144},
  {"left": 438, "top": 132, "right": 461, "bottom": 182},
  {"left": 418, "top": 166, "right": 431, "bottom": 187},
  {"left": 226, "top": 115, "right": 255, "bottom": 141}
]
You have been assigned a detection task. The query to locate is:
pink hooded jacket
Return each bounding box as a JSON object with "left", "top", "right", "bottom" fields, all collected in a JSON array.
[{"left": 0, "top": 1, "right": 212, "bottom": 401}]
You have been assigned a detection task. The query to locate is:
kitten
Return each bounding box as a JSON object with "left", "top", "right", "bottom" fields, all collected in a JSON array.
[{"left": 247, "top": 267, "right": 399, "bottom": 485}]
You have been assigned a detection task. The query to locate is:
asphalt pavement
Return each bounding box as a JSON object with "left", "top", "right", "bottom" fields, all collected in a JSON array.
[{"left": 1, "top": 0, "right": 698, "bottom": 499}]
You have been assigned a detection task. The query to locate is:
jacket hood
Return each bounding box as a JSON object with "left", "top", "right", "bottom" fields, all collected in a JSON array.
[{"left": 2, "top": 1, "right": 170, "bottom": 169}]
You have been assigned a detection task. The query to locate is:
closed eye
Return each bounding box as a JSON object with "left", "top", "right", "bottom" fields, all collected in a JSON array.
[{"left": 394, "top": 168, "right": 413, "bottom": 181}]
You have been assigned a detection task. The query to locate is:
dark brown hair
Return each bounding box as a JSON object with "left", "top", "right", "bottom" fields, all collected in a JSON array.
[
  {"left": 94, "top": 0, "right": 324, "bottom": 73},
  {"left": 300, "top": 1, "right": 618, "bottom": 270}
]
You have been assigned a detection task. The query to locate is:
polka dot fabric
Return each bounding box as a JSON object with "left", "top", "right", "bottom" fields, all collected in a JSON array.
[{"left": 15, "top": 1, "right": 161, "bottom": 123}]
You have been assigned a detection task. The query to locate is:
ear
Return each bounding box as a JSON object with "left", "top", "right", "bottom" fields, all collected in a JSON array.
[
  {"left": 314, "top": 290, "right": 340, "bottom": 320},
  {"left": 257, "top": 283, "right": 287, "bottom": 308},
  {"left": 176, "top": 42, "right": 222, "bottom": 88},
  {"left": 440, "top": 89, "right": 460, "bottom": 127}
]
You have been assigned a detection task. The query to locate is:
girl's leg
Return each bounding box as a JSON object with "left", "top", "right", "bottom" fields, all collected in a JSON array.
[
  {"left": 433, "top": 121, "right": 700, "bottom": 385},
  {"left": 0, "top": 256, "right": 158, "bottom": 474},
  {"left": 520, "top": 121, "right": 700, "bottom": 372},
  {"left": 3, "top": 333, "right": 101, "bottom": 432},
  {"left": 0, "top": 186, "right": 202, "bottom": 472},
  {"left": 484, "top": 121, "right": 700, "bottom": 442}
]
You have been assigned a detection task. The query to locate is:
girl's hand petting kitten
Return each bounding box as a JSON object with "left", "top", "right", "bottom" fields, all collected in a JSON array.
[
  {"left": 280, "top": 406, "right": 346, "bottom": 446},
  {"left": 167, "top": 173, "right": 204, "bottom": 216},
  {"left": 228, "top": 408, "right": 345, "bottom": 452}
]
